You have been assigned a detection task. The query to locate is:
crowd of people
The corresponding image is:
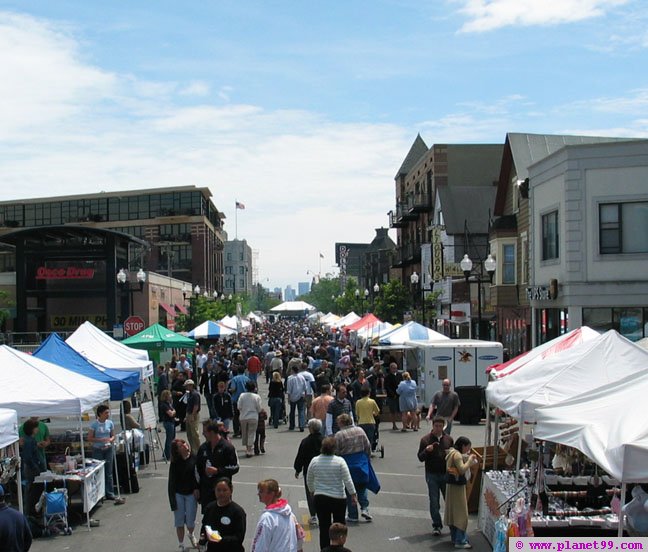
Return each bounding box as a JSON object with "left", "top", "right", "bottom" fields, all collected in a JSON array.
[
  {"left": 152, "top": 318, "right": 476, "bottom": 551},
  {"left": 1, "top": 317, "right": 476, "bottom": 552}
]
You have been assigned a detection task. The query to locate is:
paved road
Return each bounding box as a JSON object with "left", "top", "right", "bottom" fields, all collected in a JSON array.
[{"left": 31, "top": 389, "right": 490, "bottom": 552}]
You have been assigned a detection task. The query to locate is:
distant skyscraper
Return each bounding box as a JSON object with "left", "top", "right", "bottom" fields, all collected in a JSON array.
[
  {"left": 284, "top": 285, "right": 296, "bottom": 301},
  {"left": 298, "top": 281, "right": 310, "bottom": 296}
]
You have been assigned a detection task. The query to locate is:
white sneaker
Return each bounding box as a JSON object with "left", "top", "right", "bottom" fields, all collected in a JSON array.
[
  {"left": 188, "top": 534, "right": 198, "bottom": 548},
  {"left": 361, "top": 508, "right": 373, "bottom": 521},
  {"left": 178, "top": 545, "right": 185, "bottom": 552},
  {"left": 309, "top": 515, "right": 318, "bottom": 526}
]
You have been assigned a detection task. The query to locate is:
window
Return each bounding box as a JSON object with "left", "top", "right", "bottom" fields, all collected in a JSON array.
[
  {"left": 520, "top": 233, "right": 528, "bottom": 284},
  {"left": 239, "top": 266, "right": 245, "bottom": 275},
  {"left": 542, "top": 211, "right": 559, "bottom": 260},
  {"left": 600, "top": 201, "right": 648, "bottom": 254},
  {"left": 584, "top": 307, "right": 647, "bottom": 341},
  {"left": 502, "top": 244, "right": 516, "bottom": 284}
]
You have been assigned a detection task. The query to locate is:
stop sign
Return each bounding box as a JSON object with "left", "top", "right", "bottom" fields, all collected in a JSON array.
[{"left": 124, "top": 316, "right": 145, "bottom": 336}]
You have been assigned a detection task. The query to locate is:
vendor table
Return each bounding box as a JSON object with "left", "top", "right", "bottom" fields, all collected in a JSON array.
[
  {"left": 35, "top": 458, "right": 105, "bottom": 514},
  {"left": 479, "top": 470, "right": 620, "bottom": 545}
]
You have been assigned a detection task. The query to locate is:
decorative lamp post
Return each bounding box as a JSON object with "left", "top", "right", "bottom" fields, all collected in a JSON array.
[
  {"left": 410, "top": 271, "right": 419, "bottom": 322},
  {"left": 460, "top": 254, "right": 496, "bottom": 339},
  {"left": 116, "top": 268, "right": 147, "bottom": 319}
]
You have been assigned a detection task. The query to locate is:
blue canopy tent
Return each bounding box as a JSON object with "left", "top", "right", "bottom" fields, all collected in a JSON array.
[{"left": 34, "top": 333, "right": 140, "bottom": 400}]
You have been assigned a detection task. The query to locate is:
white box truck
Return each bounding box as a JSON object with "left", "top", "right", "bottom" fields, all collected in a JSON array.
[{"left": 405, "top": 339, "right": 503, "bottom": 409}]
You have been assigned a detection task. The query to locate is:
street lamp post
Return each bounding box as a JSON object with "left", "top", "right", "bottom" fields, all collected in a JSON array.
[
  {"left": 410, "top": 272, "right": 419, "bottom": 322},
  {"left": 410, "top": 271, "right": 425, "bottom": 326},
  {"left": 460, "top": 254, "right": 496, "bottom": 340},
  {"left": 372, "top": 283, "right": 380, "bottom": 311},
  {"left": 116, "top": 268, "right": 147, "bottom": 319}
]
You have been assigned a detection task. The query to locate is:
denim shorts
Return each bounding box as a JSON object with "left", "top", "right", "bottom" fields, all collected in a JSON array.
[{"left": 174, "top": 492, "right": 198, "bottom": 528}]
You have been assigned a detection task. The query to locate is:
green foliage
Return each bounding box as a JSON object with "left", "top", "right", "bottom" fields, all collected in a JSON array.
[
  {"left": 373, "top": 279, "right": 411, "bottom": 324},
  {"left": 0, "top": 290, "right": 12, "bottom": 325},
  {"left": 301, "top": 276, "right": 341, "bottom": 314},
  {"left": 176, "top": 293, "right": 252, "bottom": 331},
  {"left": 251, "top": 284, "right": 281, "bottom": 312}
]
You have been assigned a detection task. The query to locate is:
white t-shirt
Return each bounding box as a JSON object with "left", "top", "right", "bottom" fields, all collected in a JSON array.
[{"left": 299, "top": 371, "right": 315, "bottom": 396}]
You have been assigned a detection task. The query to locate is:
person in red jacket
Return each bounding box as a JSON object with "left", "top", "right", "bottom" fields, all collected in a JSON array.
[{"left": 246, "top": 352, "right": 263, "bottom": 384}]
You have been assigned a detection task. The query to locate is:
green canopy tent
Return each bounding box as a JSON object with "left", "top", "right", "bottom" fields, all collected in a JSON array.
[{"left": 122, "top": 323, "right": 196, "bottom": 351}]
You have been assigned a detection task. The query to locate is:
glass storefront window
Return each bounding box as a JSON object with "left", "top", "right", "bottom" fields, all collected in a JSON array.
[{"left": 583, "top": 307, "right": 647, "bottom": 341}]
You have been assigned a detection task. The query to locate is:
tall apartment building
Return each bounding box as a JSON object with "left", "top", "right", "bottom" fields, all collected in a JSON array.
[
  {"left": 389, "top": 136, "right": 502, "bottom": 338},
  {"left": 223, "top": 239, "right": 253, "bottom": 296}
]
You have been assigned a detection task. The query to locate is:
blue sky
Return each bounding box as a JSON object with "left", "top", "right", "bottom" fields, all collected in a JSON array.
[{"left": 1, "top": 1, "right": 647, "bottom": 289}]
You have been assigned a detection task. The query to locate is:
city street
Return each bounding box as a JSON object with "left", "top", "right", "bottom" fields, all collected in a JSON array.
[{"left": 31, "top": 392, "right": 489, "bottom": 552}]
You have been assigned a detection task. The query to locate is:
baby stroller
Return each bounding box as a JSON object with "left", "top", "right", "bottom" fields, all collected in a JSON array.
[{"left": 37, "top": 481, "right": 72, "bottom": 536}]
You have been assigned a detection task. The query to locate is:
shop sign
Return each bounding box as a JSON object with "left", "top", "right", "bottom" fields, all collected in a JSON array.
[
  {"left": 526, "top": 286, "right": 550, "bottom": 301},
  {"left": 36, "top": 266, "right": 95, "bottom": 279},
  {"left": 52, "top": 315, "right": 107, "bottom": 329}
]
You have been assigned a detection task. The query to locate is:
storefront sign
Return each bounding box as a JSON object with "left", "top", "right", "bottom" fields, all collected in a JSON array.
[
  {"left": 51, "top": 315, "right": 107, "bottom": 329},
  {"left": 36, "top": 266, "right": 95, "bottom": 279},
  {"left": 526, "top": 286, "right": 551, "bottom": 301}
]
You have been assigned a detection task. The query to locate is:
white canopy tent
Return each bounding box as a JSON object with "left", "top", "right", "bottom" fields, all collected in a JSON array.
[
  {"left": 0, "top": 408, "right": 22, "bottom": 512},
  {"left": 356, "top": 321, "right": 394, "bottom": 340},
  {"left": 320, "top": 312, "right": 341, "bottom": 325},
  {"left": 488, "top": 326, "right": 601, "bottom": 379},
  {"left": 330, "top": 312, "right": 361, "bottom": 328},
  {"left": 486, "top": 330, "right": 648, "bottom": 423},
  {"left": 0, "top": 408, "right": 18, "bottom": 450},
  {"left": 535, "top": 369, "right": 648, "bottom": 483},
  {"left": 535, "top": 369, "right": 648, "bottom": 536},
  {"left": 67, "top": 322, "right": 154, "bottom": 378},
  {"left": 247, "top": 311, "right": 264, "bottom": 323},
  {"left": 0, "top": 345, "right": 111, "bottom": 417},
  {"left": 379, "top": 321, "right": 450, "bottom": 345},
  {"left": 219, "top": 315, "right": 251, "bottom": 330},
  {"left": 270, "top": 301, "right": 316, "bottom": 312},
  {"left": 637, "top": 337, "right": 648, "bottom": 351}
]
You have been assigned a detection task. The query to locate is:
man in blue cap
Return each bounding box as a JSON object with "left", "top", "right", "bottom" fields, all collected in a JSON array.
[{"left": 0, "top": 484, "right": 32, "bottom": 551}]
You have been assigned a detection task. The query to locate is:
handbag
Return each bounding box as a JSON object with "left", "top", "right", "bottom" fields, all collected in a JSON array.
[{"left": 446, "top": 467, "right": 467, "bottom": 485}]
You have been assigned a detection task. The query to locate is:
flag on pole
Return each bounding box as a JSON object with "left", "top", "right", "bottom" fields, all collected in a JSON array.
[
  {"left": 319, "top": 252, "right": 324, "bottom": 258},
  {"left": 236, "top": 201, "right": 245, "bottom": 210}
]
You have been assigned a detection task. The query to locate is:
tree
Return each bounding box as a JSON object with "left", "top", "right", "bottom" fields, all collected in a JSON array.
[
  {"left": 373, "top": 279, "right": 411, "bottom": 324},
  {"left": 301, "top": 276, "right": 341, "bottom": 313},
  {"left": 0, "top": 290, "right": 12, "bottom": 328}
]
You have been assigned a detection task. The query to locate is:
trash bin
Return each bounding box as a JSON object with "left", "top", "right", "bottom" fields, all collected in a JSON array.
[{"left": 455, "top": 386, "right": 484, "bottom": 425}]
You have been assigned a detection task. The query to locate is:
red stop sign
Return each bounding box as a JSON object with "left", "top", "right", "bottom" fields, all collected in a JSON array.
[{"left": 124, "top": 316, "right": 145, "bottom": 336}]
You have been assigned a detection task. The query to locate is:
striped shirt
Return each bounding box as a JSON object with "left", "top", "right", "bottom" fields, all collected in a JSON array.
[{"left": 306, "top": 454, "right": 356, "bottom": 499}]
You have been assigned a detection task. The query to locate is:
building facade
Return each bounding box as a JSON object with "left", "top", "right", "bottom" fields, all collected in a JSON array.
[
  {"left": 0, "top": 186, "right": 226, "bottom": 293},
  {"left": 223, "top": 239, "right": 253, "bottom": 296},
  {"left": 490, "top": 133, "right": 635, "bottom": 355},
  {"left": 528, "top": 139, "right": 648, "bottom": 345},
  {"left": 389, "top": 137, "right": 502, "bottom": 338}
]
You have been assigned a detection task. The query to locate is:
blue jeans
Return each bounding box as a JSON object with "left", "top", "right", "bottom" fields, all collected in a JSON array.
[
  {"left": 163, "top": 420, "right": 176, "bottom": 460},
  {"left": 425, "top": 471, "right": 446, "bottom": 529},
  {"left": 289, "top": 398, "right": 305, "bottom": 430},
  {"left": 92, "top": 446, "right": 116, "bottom": 498},
  {"left": 346, "top": 485, "right": 368, "bottom": 519},
  {"left": 269, "top": 397, "right": 283, "bottom": 428},
  {"left": 450, "top": 525, "right": 469, "bottom": 545}
]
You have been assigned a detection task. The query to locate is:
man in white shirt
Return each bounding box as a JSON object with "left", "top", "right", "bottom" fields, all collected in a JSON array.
[
  {"left": 299, "top": 363, "right": 315, "bottom": 413},
  {"left": 286, "top": 365, "right": 308, "bottom": 431}
]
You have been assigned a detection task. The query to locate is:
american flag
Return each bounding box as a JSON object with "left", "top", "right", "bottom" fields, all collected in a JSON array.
[{"left": 235, "top": 201, "right": 245, "bottom": 210}]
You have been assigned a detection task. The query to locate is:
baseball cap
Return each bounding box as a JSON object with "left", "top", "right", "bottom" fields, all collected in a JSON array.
[{"left": 184, "top": 379, "right": 195, "bottom": 387}]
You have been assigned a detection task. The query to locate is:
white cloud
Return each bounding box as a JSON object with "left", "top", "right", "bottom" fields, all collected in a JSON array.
[
  {"left": 0, "top": 12, "right": 116, "bottom": 140},
  {"left": 455, "top": 0, "right": 629, "bottom": 32},
  {"left": 0, "top": 11, "right": 409, "bottom": 288},
  {"left": 179, "top": 81, "right": 210, "bottom": 97}
]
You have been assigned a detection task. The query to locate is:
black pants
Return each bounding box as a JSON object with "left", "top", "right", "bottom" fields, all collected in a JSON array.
[{"left": 314, "top": 494, "right": 346, "bottom": 550}]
